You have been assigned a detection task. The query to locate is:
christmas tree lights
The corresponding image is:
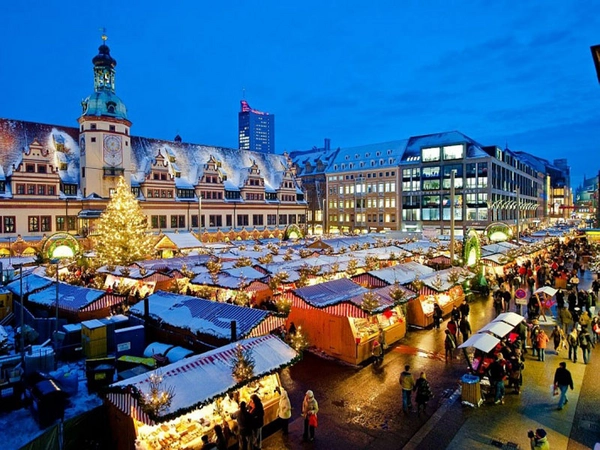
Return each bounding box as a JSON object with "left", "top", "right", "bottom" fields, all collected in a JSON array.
[
  {"left": 230, "top": 343, "right": 255, "bottom": 382},
  {"left": 93, "top": 177, "right": 154, "bottom": 266},
  {"left": 139, "top": 371, "right": 175, "bottom": 417}
]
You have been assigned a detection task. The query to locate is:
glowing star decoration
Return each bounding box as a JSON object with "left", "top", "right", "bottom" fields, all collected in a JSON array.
[{"left": 93, "top": 177, "right": 154, "bottom": 266}]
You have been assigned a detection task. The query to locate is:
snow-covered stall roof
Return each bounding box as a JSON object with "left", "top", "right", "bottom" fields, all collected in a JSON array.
[
  {"left": 420, "top": 267, "right": 473, "bottom": 292},
  {"left": 347, "top": 284, "right": 416, "bottom": 312},
  {"left": 129, "top": 291, "right": 271, "bottom": 339},
  {"left": 136, "top": 255, "right": 211, "bottom": 272},
  {"left": 6, "top": 273, "right": 54, "bottom": 296},
  {"left": 28, "top": 283, "right": 107, "bottom": 311},
  {"left": 155, "top": 232, "right": 203, "bottom": 250},
  {"left": 109, "top": 334, "right": 299, "bottom": 421},
  {"left": 292, "top": 278, "right": 367, "bottom": 308},
  {"left": 222, "top": 267, "right": 267, "bottom": 281},
  {"left": 397, "top": 240, "right": 444, "bottom": 254},
  {"left": 366, "top": 262, "right": 435, "bottom": 285}
]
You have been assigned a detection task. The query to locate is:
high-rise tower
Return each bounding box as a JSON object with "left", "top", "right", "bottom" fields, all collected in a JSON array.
[
  {"left": 78, "top": 33, "right": 132, "bottom": 198},
  {"left": 238, "top": 100, "right": 275, "bottom": 154}
]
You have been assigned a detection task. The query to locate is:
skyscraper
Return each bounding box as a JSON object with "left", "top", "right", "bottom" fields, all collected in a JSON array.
[{"left": 238, "top": 100, "right": 275, "bottom": 154}]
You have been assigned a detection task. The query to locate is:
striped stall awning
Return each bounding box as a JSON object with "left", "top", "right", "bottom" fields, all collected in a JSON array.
[
  {"left": 419, "top": 286, "right": 442, "bottom": 297},
  {"left": 248, "top": 315, "right": 286, "bottom": 338},
  {"left": 80, "top": 294, "right": 127, "bottom": 312},
  {"left": 352, "top": 273, "right": 387, "bottom": 288},
  {"left": 106, "top": 392, "right": 154, "bottom": 426},
  {"left": 246, "top": 280, "right": 269, "bottom": 293},
  {"left": 290, "top": 295, "right": 368, "bottom": 318}
]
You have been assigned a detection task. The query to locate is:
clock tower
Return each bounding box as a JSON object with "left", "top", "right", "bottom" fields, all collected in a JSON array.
[{"left": 78, "top": 33, "right": 132, "bottom": 198}]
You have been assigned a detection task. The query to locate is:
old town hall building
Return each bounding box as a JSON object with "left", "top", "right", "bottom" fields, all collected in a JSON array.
[{"left": 0, "top": 38, "right": 307, "bottom": 257}]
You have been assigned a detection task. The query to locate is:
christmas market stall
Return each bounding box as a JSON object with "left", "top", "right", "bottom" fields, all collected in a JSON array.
[
  {"left": 406, "top": 267, "right": 472, "bottom": 328},
  {"left": 458, "top": 312, "right": 524, "bottom": 378},
  {"left": 352, "top": 261, "right": 434, "bottom": 289},
  {"left": 128, "top": 291, "right": 286, "bottom": 353},
  {"left": 27, "top": 281, "right": 127, "bottom": 322},
  {"left": 153, "top": 232, "right": 204, "bottom": 259},
  {"left": 105, "top": 334, "right": 299, "bottom": 450},
  {"left": 285, "top": 278, "right": 412, "bottom": 365},
  {"left": 99, "top": 265, "right": 172, "bottom": 298}
]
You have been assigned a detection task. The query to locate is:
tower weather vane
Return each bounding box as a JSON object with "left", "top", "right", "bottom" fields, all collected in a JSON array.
[{"left": 100, "top": 27, "right": 107, "bottom": 42}]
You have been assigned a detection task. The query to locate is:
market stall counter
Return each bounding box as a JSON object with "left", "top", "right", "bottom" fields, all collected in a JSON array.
[{"left": 104, "top": 334, "right": 299, "bottom": 450}]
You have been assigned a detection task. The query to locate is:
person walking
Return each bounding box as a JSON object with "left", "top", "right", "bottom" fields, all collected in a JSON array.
[
  {"left": 451, "top": 305, "right": 461, "bottom": 323},
  {"left": 413, "top": 372, "right": 433, "bottom": 417},
  {"left": 248, "top": 394, "right": 264, "bottom": 450},
  {"left": 444, "top": 329, "right": 457, "bottom": 363},
  {"left": 578, "top": 326, "right": 594, "bottom": 364},
  {"left": 459, "top": 298, "right": 470, "bottom": 319},
  {"left": 213, "top": 425, "right": 227, "bottom": 450},
  {"left": 553, "top": 361, "right": 574, "bottom": 410},
  {"left": 276, "top": 386, "right": 292, "bottom": 435},
  {"left": 447, "top": 318, "right": 458, "bottom": 343},
  {"left": 559, "top": 307, "right": 573, "bottom": 334},
  {"left": 550, "top": 325, "right": 563, "bottom": 355},
  {"left": 488, "top": 354, "right": 507, "bottom": 405},
  {"left": 536, "top": 329, "right": 549, "bottom": 362},
  {"left": 399, "top": 365, "right": 415, "bottom": 413},
  {"left": 301, "top": 390, "right": 318, "bottom": 442},
  {"left": 493, "top": 290, "right": 505, "bottom": 317},
  {"left": 530, "top": 324, "right": 541, "bottom": 359},
  {"left": 459, "top": 316, "right": 472, "bottom": 345},
  {"left": 567, "top": 327, "right": 579, "bottom": 363},
  {"left": 433, "top": 303, "right": 443, "bottom": 329},
  {"left": 507, "top": 349, "right": 524, "bottom": 394}
]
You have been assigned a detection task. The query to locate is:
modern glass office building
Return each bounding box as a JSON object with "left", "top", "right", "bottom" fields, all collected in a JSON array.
[{"left": 238, "top": 100, "right": 275, "bottom": 154}]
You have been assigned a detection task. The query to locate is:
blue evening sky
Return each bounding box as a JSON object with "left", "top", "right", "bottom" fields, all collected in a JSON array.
[{"left": 2, "top": 1, "right": 600, "bottom": 188}]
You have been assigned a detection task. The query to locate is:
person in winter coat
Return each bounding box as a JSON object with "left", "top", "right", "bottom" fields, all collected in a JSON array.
[
  {"left": 550, "top": 325, "right": 564, "bottom": 354},
  {"left": 276, "top": 386, "right": 292, "bottom": 435},
  {"left": 530, "top": 324, "right": 541, "bottom": 358},
  {"left": 529, "top": 428, "right": 550, "bottom": 450},
  {"left": 553, "top": 361, "right": 574, "bottom": 410},
  {"left": 578, "top": 327, "right": 594, "bottom": 364},
  {"left": 488, "top": 354, "right": 507, "bottom": 405},
  {"left": 302, "top": 390, "right": 319, "bottom": 442},
  {"left": 433, "top": 303, "right": 443, "bottom": 329},
  {"left": 444, "top": 329, "right": 456, "bottom": 363},
  {"left": 413, "top": 372, "right": 433, "bottom": 416},
  {"left": 451, "top": 305, "right": 461, "bottom": 323},
  {"left": 248, "top": 394, "right": 264, "bottom": 450},
  {"left": 235, "top": 401, "right": 252, "bottom": 450},
  {"left": 459, "top": 316, "right": 472, "bottom": 344},
  {"left": 567, "top": 328, "right": 579, "bottom": 363},
  {"left": 559, "top": 307, "right": 573, "bottom": 334},
  {"left": 399, "top": 365, "right": 416, "bottom": 412},
  {"left": 459, "top": 299, "right": 470, "bottom": 319},
  {"left": 536, "top": 329, "right": 550, "bottom": 362}
]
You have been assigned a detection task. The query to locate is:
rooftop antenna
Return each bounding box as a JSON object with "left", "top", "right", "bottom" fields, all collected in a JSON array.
[{"left": 242, "top": 87, "right": 246, "bottom": 99}]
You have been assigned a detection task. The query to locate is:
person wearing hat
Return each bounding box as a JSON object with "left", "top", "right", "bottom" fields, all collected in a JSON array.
[
  {"left": 302, "top": 390, "right": 319, "bottom": 442},
  {"left": 528, "top": 428, "right": 549, "bottom": 449}
]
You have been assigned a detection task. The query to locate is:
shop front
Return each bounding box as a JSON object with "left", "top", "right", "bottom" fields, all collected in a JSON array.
[
  {"left": 286, "top": 279, "right": 412, "bottom": 365},
  {"left": 105, "top": 334, "right": 299, "bottom": 450}
]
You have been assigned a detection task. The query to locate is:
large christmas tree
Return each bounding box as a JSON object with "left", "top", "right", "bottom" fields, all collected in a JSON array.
[{"left": 93, "top": 177, "right": 154, "bottom": 266}]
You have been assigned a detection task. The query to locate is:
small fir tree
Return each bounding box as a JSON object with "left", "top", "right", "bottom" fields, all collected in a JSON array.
[
  {"left": 361, "top": 290, "right": 381, "bottom": 313},
  {"left": 93, "top": 177, "right": 154, "bottom": 266},
  {"left": 231, "top": 343, "right": 255, "bottom": 382}
]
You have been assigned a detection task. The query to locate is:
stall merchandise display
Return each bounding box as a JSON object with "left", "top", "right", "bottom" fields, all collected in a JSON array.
[
  {"left": 352, "top": 318, "right": 379, "bottom": 340},
  {"left": 376, "top": 307, "right": 403, "bottom": 328},
  {"left": 134, "top": 374, "right": 280, "bottom": 450}
]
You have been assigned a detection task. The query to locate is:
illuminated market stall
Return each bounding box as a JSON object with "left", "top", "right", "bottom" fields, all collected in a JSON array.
[
  {"left": 105, "top": 334, "right": 299, "bottom": 450},
  {"left": 406, "top": 267, "right": 471, "bottom": 328},
  {"left": 286, "top": 278, "right": 412, "bottom": 364}
]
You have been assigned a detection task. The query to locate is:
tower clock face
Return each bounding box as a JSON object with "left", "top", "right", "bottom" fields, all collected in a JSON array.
[
  {"left": 103, "top": 135, "right": 122, "bottom": 167},
  {"left": 80, "top": 137, "right": 86, "bottom": 155}
]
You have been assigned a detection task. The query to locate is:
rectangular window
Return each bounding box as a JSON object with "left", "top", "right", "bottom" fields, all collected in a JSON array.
[
  {"left": 237, "top": 214, "right": 249, "bottom": 227},
  {"left": 299, "top": 214, "right": 306, "bottom": 224},
  {"left": 442, "top": 144, "right": 464, "bottom": 160},
  {"left": 191, "top": 215, "right": 199, "bottom": 228},
  {"left": 37, "top": 165, "right": 47, "bottom": 174},
  {"left": 267, "top": 214, "right": 276, "bottom": 226},
  {"left": 48, "top": 185, "right": 56, "bottom": 195},
  {"left": 40, "top": 216, "right": 51, "bottom": 232},
  {"left": 253, "top": 214, "right": 264, "bottom": 226},
  {"left": 3, "top": 216, "right": 16, "bottom": 233},
  {"left": 402, "top": 209, "right": 421, "bottom": 221},
  {"left": 422, "top": 147, "right": 440, "bottom": 162},
  {"left": 25, "top": 164, "right": 35, "bottom": 173},
  {"left": 56, "top": 216, "right": 65, "bottom": 231},
  {"left": 158, "top": 215, "right": 167, "bottom": 229},
  {"left": 226, "top": 215, "right": 232, "bottom": 227},
  {"left": 27, "top": 184, "right": 36, "bottom": 195},
  {"left": 209, "top": 215, "right": 222, "bottom": 227},
  {"left": 67, "top": 216, "right": 77, "bottom": 231},
  {"left": 288, "top": 214, "right": 296, "bottom": 224},
  {"left": 28, "top": 216, "right": 39, "bottom": 232},
  {"left": 38, "top": 185, "right": 46, "bottom": 195},
  {"left": 279, "top": 214, "right": 287, "bottom": 225}
]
